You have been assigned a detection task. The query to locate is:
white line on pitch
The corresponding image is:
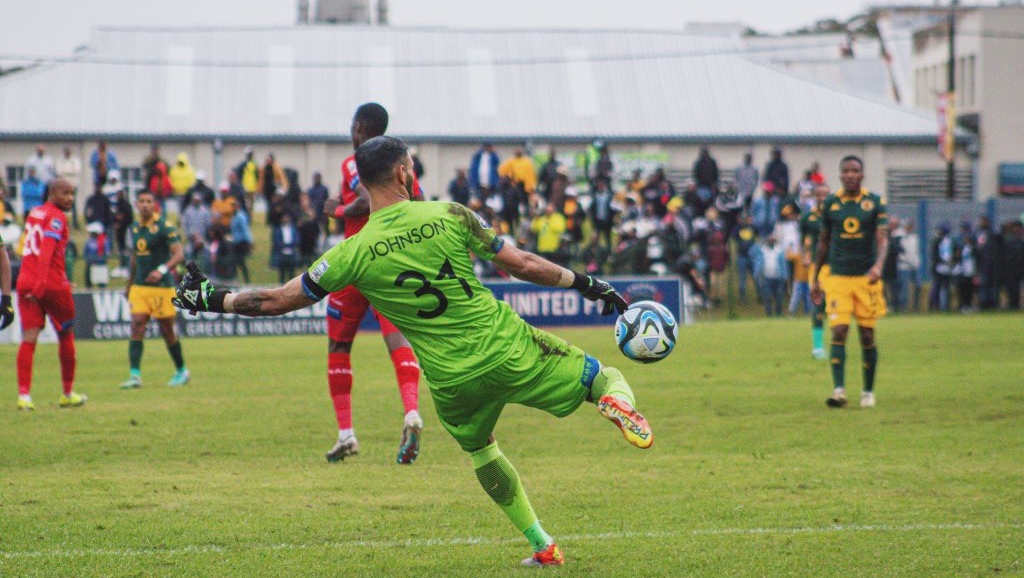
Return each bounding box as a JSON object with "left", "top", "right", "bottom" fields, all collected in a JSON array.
[{"left": 1, "top": 522, "right": 1021, "bottom": 560}]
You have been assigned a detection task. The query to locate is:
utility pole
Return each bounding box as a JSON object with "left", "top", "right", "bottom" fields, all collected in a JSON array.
[{"left": 945, "top": 0, "right": 958, "bottom": 199}]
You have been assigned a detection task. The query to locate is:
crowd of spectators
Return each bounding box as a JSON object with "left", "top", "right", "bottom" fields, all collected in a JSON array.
[
  {"left": 0, "top": 142, "right": 326, "bottom": 289},
  {"left": 922, "top": 217, "right": 1024, "bottom": 312},
  {"left": 1, "top": 140, "right": 1023, "bottom": 316},
  {"left": 449, "top": 142, "right": 1024, "bottom": 315}
]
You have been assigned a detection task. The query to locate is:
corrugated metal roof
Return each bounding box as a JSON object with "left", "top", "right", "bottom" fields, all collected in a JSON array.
[{"left": 0, "top": 26, "right": 941, "bottom": 142}]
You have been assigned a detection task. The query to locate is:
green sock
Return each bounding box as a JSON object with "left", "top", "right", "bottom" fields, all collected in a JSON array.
[
  {"left": 830, "top": 342, "right": 846, "bottom": 389},
  {"left": 470, "top": 442, "right": 550, "bottom": 551},
  {"left": 523, "top": 522, "right": 554, "bottom": 553},
  {"left": 811, "top": 328, "right": 824, "bottom": 351},
  {"left": 590, "top": 366, "right": 635, "bottom": 406},
  {"left": 129, "top": 340, "right": 143, "bottom": 374},
  {"left": 862, "top": 346, "right": 878, "bottom": 392},
  {"left": 166, "top": 340, "right": 185, "bottom": 371}
]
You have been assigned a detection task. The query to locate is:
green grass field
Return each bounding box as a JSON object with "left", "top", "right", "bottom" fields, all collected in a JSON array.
[{"left": 1, "top": 314, "right": 1023, "bottom": 577}]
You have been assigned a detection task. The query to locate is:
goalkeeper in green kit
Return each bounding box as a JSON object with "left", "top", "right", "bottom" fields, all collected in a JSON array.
[{"left": 173, "top": 136, "right": 654, "bottom": 568}]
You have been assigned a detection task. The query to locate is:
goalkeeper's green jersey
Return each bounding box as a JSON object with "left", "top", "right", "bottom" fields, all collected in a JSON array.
[{"left": 303, "top": 200, "right": 531, "bottom": 387}]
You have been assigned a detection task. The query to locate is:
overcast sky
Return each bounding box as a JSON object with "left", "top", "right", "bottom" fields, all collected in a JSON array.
[{"left": 0, "top": 0, "right": 973, "bottom": 64}]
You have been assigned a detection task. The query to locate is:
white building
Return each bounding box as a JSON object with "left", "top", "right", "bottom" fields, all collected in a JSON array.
[{"left": 0, "top": 26, "right": 966, "bottom": 210}]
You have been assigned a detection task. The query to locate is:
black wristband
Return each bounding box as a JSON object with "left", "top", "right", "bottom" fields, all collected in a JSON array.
[
  {"left": 570, "top": 271, "right": 590, "bottom": 292},
  {"left": 0, "top": 295, "right": 10, "bottom": 307},
  {"left": 208, "top": 289, "right": 230, "bottom": 313}
]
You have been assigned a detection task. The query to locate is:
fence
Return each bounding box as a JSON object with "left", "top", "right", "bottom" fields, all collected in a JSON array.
[{"left": 888, "top": 197, "right": 1024, "bottom": 280}]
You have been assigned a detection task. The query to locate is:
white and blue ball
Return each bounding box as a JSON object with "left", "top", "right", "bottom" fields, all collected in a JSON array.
[{"left": 614, "top": 300, "right": 677, "bottom": 363}]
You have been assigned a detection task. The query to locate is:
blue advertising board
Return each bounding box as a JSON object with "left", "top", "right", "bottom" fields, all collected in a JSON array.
[
  {"left": 2, "top": 277, "right": 684, "bottom": 342},
  {"left": 356, "top": 276, "right": 683, "bottom": 331},
  {"left": 998, "top": 163, "right": 1024, "bottom": 195}
]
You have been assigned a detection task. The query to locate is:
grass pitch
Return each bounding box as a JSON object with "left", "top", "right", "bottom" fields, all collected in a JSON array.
[{"left": 1, "top": 313, "right": 1022, "bottom": 577}]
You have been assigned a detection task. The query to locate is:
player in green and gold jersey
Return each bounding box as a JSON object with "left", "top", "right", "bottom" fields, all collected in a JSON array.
[
  {"left": 122, "top": 189, "right": 188, "bottom": 388},
  {"left": 173, "top": 136, "right": 654, "bottom": 568},
  {"left": 800, "top": 184, "right": 830, "bottom": 360},
  {"left": 811, "top": 156, "right": 888, "bottom": 408}
]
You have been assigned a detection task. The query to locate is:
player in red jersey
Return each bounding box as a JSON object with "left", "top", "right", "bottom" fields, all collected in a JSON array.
[
  {"left": 14, "top": 179, "right": 87, "bottom": 410},
  {"left": 322, "top": 103, "right": 424, "bottom": 463}
]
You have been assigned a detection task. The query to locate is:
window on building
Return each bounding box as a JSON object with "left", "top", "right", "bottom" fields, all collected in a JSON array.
[
  {"left": 921, "top": 68, "right": 929, "bottom": 107},
  {"left": 966, "top": 55, "right": 976, "bottom": 107},
  {"left": 958, "top": 57, "right": 966, "bottom": 105}
]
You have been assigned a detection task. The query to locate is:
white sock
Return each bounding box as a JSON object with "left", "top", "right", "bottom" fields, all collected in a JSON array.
[
  {"left": 19, "top": 394, "right": 32, "bottom": 403},
  {"left": 404, "top": 409, "right": 422, "bottom": 427},
  {"left": 339, "top": 428, "right": 355, "bottom": 440}
]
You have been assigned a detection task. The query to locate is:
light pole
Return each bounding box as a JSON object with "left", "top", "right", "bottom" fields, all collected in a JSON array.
[{"left": 945, "top": 0, "right": 958, "bottom": 199}]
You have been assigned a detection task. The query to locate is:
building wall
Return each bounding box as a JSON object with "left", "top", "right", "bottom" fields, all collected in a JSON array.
[
  {"left": 912, "top": 6, "right": 1024, "bottom": 199},
  {"left": 976, "top": 9, "right": 1024, "bottom": 198}
]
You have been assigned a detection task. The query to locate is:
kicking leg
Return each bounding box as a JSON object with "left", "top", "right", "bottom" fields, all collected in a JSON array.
[{"left": 589, "top": 364, "right": 653, "bottom": 449}]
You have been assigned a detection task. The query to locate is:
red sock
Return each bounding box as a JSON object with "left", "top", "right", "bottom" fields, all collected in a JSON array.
[
  {"left": 327, "top": 352, "right": 353, "bottom": 430},
  {"left": 17, "top": 342, "right": 36, "bottom": 396},
  {"left": 58, "top": 332, "right": 76, "bottom": 396},
  {"left": 390, "top": 347, "right": 420, "bottom": 414}
]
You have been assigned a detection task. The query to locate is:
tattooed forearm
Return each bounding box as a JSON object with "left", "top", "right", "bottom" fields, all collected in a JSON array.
[
  {"left": 224, "top": 276, "right": 316, "bottom": 317},
  {"left": 231, "top": 290, "right": 277, "bottom": 316}
]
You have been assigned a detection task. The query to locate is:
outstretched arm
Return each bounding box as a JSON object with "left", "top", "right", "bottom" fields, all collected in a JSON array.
[
  {"left": 225, "top": 275, "right": 315, "bottom": 317},
  {"left": 492, "top": 244, "right": 627, "bottom": 315},
  {"left": 173, "top": 263, "right": 316, "bottom": 317},
  {"left": 492, "top": 243, "right": 567, "bottom": 287}
]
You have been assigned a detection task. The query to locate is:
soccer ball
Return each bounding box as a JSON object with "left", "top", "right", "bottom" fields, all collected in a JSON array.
[{"left": 614, "top": 301, "right": 677, "bottom": 363}]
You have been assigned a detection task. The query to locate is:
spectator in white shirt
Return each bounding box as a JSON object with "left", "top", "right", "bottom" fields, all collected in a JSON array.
[
  {"left": 56, "top": 146, "right": 83, "bottom": 229},
  {"left": 26, "top": 144, "right": 56, "bottom": 184}
]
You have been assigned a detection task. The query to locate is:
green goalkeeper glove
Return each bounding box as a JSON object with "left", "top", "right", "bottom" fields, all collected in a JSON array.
[{"left": 172, "top": 262, "right": 231, "bottom": 314}]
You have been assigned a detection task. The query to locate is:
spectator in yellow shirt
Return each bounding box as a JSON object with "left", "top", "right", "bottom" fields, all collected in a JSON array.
[
  {"left": 169, "top": 152, "right": 197, "bottom": 196},
  {"left": 499, "top": 147, "right": 538, "bottom": 197},
  {"left": 531, "top": 203, "right": 567, "bottom": 265},
  {"left": 234, "top": 147, "right": 260, "bottom": 212},
  {"left": 211, "top": 185, "right": 238, "bottom": 228}
]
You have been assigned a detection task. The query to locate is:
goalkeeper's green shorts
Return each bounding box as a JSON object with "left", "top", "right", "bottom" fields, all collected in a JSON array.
[{"left": 430, "top": 325, "right": 596, "bottom": 452}]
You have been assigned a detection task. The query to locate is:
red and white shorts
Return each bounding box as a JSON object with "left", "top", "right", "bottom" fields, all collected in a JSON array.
[
  {"left": 326, "top": 285, "right": 400, "bottom": 343},
  {"left": 17, "top": 287, "right": 76, "bottom": 333}
]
